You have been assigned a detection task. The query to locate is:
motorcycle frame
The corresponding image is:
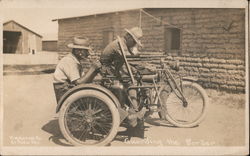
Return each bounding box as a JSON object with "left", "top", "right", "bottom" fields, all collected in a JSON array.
[{"left": 117, "top": 36, "right": 188, "bottom": 112}]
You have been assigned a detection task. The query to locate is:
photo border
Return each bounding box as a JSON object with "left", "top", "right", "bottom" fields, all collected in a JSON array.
[{"left": 0, "top": 0, "right": 249, "bottom": 155}]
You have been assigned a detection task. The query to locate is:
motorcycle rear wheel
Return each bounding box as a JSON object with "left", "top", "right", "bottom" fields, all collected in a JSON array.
[{"left": 159, "top": 81, "right": 208, "bottom": 128}]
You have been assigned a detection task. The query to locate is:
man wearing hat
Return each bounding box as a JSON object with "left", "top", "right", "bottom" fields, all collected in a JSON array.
[
  {"left": 100, "top": 27, "right": 143, "bottom": 78},
  {"left": 100, "top": 27, "right": 146, "bottom": 127},
  {"left": 53, "top": 37, "right": 93, "bottom": 102}
]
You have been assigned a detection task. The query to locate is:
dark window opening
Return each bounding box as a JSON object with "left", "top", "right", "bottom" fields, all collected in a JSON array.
[{"left": 165, "top": 28, "right": 181, "bottom": 51}]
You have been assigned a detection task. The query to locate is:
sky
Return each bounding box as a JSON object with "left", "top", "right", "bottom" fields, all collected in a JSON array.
[
  {"left": 1, "top": 0, "right": 141, "bottom": 40},
  {"left": 1, "top": 0, "right": 149, "bottom": 40},
  {"left": 1, "top": 0, "right": 246, "bottom": 40},
  {"left": 2, "top": 7, "right": 123, "bottom": 40}
]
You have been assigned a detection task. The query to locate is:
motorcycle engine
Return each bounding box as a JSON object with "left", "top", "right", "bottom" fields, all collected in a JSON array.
[{"left": 140, "top": 88, "right": 151, "bottom": 106}]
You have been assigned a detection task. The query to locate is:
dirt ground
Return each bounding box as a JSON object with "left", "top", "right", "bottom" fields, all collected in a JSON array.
[{"left": 2, "top": 74, "right": 247, "bottom": 147}]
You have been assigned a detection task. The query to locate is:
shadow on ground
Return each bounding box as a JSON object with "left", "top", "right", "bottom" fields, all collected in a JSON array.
[
  {"left": 145, "top": 117, "right": 177, "bottom": 128},
  {"left": 41, "top": 119, "right": 73, "bottom": 146},
  {"left": 41, "top": 117, "right": 194, "bottom": 146},
  {"left": 3, "top": 64, "right": 55, "bottom": 75},
  {"left": 114, "top": 120, "right": 150, "bottom": 143},
  {"left": 145, "top": 116, "right": 199, "bottom": 128},
  {"left": 41, "top": 119, "right": 150, "bottom": 146}
]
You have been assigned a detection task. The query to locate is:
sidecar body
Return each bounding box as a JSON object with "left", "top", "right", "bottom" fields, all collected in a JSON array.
[{"left": 54, "top": 60, "right": 135, "bottom": 146}]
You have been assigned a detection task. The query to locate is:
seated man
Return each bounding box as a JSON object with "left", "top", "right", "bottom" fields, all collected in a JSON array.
[
  {"left": 53, "top": 37, "right": 93, "bottom": 102},
  {"left": 100, "top": 27, "right": 147, "bottom": 127}
]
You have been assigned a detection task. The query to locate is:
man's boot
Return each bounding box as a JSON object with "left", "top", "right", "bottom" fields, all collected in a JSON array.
[{"left": 127, "top": 107, "right": 147, "bottom": 127}]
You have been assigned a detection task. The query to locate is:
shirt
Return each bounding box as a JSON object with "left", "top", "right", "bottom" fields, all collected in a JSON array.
[
  {"left": 53, "top": 53, "right": 84, "bottom": 83},
  {"left": 100, "top": 38, "right": 131, "bottom": 77}
]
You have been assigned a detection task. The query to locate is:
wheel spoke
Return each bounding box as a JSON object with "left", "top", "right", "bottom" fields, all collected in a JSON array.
[
  {"left": 89, "top": 98, "right": 93, "bottom": 110},
  {"left": 67, "top": 116, "right": 82, "bottom": 122},
  {"left": 167, "top": 99, "right": 181, "bottom": 105},
  {"left": 78, "top": 127, "right": 90, "bottom": 141},
  {"left": 64, "top": 95, "right": 116, "bottom": 145},
  {"left": 95, "top": 122, "right": 111, "bottom": 135},
  {"left": 90, "top": 127, "right": 105, "bottom": 140},
  {"left": 100, "top": 110, "right": 112, "bottom": 119},
  {"left": 68, "top": 120, "right": 87, "bottom": 132},
  {"left": 66, "top": 110, "right": 84, "bottom": 117},
  {"left": 181, "top": 108, "right": 185, "bottom": 121},
  {"left": 78, "top": 99, "right": 86, "bottom": 111},
  {"left": 186, "top": 92, "right": 200, "bottom": 102},
  {"left": 93, "top": 109, "right": 103, "bottom": 115},
  {"left": 73, "top": 100, "right": 80, "bottom": 110},
  {"left": 68, "top": 102, "right": 79, "bottom": 113},
  {"left": 93, "top": 98, "right": 100, "bottom": 110},
  {"left": 96, "top": 117, "right": 112, "bottom": 123},
  {"left": 80, "top": 98, "right": 87, "bottom": 110},
  {"left": 184, "top": 108, "right": 190, "bottom": 121},
  {"left": 91, "top": 126, "right": 103, "bottom": 135},
  {"left": 160, "top": 83, "right": 206, "bottom": 125}
]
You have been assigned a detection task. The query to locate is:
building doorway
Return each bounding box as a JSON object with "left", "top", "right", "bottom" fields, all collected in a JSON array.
[{"left": 3, "top": 31, "right": 22, "bottom": 54}]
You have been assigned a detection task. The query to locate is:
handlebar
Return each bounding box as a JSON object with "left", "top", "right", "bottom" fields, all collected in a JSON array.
[
  {"left": 160, "top": 59, "right": 180, "bottom": 71},
  {"left": 115, "top": 35, "right": 180, "bottom": 84}
]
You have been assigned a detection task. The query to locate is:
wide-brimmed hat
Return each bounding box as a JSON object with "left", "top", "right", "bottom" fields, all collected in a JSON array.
[
  {"left": 125, "top": 27, "right": 143, "bottom": 47},
  {"left": 68, "top": 37, "right": 91, "bottom": 50}
]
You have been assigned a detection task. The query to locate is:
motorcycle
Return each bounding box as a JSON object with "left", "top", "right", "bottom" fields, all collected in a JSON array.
[{"left": 55, "top": 36, "right": 209, "bottom": 146}]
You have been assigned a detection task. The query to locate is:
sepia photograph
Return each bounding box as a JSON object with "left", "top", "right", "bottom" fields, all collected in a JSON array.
[{"left": 0, "top": 0, "right": 249, "bottom": 155}]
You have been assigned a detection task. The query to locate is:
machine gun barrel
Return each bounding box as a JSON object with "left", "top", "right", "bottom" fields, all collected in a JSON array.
[{"left": 117, "top": 36, "right": 136, "bottom": 84}]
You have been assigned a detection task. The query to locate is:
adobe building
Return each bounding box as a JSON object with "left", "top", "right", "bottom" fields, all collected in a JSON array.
[
  {"left": 3, "top": 20, "right": 42, "bottom": 54},
  {"left": 42, "top": 40, "right": 58, "bottom": 51},
  {"left": 53, "top": 8, "right": 246, "bottom": 92},
  {"left": 54, "top": 8, "right": 245, "bottom": 59}
]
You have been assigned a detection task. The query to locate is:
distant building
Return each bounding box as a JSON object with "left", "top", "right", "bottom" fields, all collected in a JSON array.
[
  {"left": 42, "top": 40, "right": 58, "bottom": 51},
  {"left": 3, "top": 20, "right": 42, "bottom": 54}
]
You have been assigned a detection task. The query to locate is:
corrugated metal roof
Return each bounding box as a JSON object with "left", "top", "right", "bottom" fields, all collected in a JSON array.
[{"left": 3, "top": 20, "right": 43, "bottom": 38}]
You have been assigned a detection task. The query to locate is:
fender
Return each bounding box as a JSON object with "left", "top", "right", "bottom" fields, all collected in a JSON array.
[
  {"left": 56, "top": 83, "right": 121, "bottom": 113},
  {"left": 182, "top": 76, "right": 198, "bottom": 82}
]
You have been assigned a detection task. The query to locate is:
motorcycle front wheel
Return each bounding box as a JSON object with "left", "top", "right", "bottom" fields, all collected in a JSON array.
[{"left": 159, "top": 81, "right": 209, "bottom": 128}]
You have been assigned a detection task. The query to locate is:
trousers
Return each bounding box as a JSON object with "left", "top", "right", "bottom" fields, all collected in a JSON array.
[{"left": 128, "top": 89, "right": 139, "bottom": 111}]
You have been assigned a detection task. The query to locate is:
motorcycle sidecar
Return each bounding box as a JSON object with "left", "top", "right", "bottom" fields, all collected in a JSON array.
[{"left": 55, "top": 63, "right": 128, "bottom": 146}]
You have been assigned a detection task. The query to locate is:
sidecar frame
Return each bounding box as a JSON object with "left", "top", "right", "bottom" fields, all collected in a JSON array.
[{"left": 56, "top": 83, "right": 122, "bottom": 113}]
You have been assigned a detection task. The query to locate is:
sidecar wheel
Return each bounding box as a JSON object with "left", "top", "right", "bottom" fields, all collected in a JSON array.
[
  {"left": 159, "top": 81, "right": 209, "bottom": 128},
  {"left": 59, "top": 89, "right": 120, "bottom": 146}
]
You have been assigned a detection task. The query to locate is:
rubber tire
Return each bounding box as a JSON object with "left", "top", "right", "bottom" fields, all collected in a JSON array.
[
  {"left": 159, "top": 81, "right": 209, "bottom": 128},
  {"left": 59, "top": 89, "right": 120, "bottom": 146}
]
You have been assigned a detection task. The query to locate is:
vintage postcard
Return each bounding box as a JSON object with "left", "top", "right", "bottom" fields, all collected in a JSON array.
[{"left": 0, "top": 0, "right": 249, "bottom": 155}]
